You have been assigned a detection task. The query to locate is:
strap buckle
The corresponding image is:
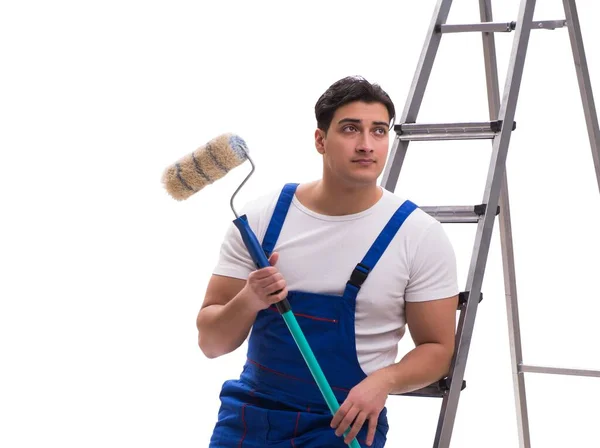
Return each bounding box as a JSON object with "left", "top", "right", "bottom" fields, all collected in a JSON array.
[{"left": 348, "top": 263, "right": 371, "bottom": 289}]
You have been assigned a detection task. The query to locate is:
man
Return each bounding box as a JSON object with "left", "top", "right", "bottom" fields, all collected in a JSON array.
[{"left": 197, "top": 76, "right": 459, "bottom": 447}]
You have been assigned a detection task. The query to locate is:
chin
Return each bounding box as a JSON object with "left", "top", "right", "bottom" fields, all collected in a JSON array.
[
  {"left": 346, "top": 175, "right": 379, "bottom": 186},
  {"left": 349, "top": 169, "right": 383, "bottom": 184}
]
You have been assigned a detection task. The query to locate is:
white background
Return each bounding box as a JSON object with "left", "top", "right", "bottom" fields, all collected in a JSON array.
[{"left": 1, "top": 0, "right": 600, "bottom": 447}]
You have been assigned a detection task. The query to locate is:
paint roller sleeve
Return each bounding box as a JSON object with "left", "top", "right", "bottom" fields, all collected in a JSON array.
[{"left": 161, "top": 133, "right": 249, "bottom": 201}]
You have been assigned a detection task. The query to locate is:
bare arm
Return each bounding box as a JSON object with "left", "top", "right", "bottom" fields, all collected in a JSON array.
[
  {"left": 374, "top": 294, "right": 458, "bottom": 394},
  {"left": 331, "top": 220, "right": 459, "bottom": 445},
  {"left": 196, "top": 275, "right": 253, "bottom": 359},
  {"left": 196, "top": 252, "right": 288, "bottom": 359},
  {"left": 330, "top": 295, "right": 458, "bottom": 444}
]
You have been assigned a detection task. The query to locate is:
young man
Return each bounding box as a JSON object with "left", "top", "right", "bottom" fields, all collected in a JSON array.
[{"left": 197, "top": 76, "right": 459, "bottom": 447}]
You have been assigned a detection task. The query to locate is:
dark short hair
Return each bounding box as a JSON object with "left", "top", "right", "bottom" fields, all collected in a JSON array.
[{"left": 314, "top": 76, "right": 396, "bottom": 132}]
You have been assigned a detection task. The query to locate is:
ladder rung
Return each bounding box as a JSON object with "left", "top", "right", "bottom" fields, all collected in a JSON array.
[
  {"left": 458, "top": 291, "right": 483, "bottom": 308},
  {"left": 530, "top": 20, "right": 567, "bottom": 30},
  {"left": 396, "top": 378, "right": 467, "bottom": 398},
  {"left": 438, "top": 20, "right": 566, "bottom": 34},
  {"left": 421, "top": 205, "right": 500, "bottom": 223},
  {"left": 395, "top": 120, "right": 515, "bottom": 142},
  {"left": 520, "top": 365, "right": 600, "bottom": 378},
  {"left": 439, "top": 22, "right": 516, "bottom": 33}
]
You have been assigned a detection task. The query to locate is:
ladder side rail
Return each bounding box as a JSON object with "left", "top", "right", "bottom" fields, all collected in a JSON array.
[
  {"left": 562, "top": 0, "right": 600, "bottom": 193},
  {"left": 381, "top": 0, "right": 454, "bottom": 192},
  {"left": 434, "top": 1, "right": 538, "bottom": 446},
  {"left": 479, "top": 1, "right": 532, "bottom": 447}
]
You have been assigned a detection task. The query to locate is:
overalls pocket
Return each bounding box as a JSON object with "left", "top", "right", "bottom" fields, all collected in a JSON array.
[{"left": 265, "top": 407, "right": 334, "bottom": 444}]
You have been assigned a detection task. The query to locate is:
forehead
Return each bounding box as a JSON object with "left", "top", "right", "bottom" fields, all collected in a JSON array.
[{"left": 332, "top": 101, "right": 390, "bottom": 123}]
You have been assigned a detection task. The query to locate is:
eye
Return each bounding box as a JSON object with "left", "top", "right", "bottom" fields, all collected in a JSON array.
[
  {"left": 342, "top": 124, "right": 359, "bottom": 133},
  {"left": 373, "top": 127, "right": 387, "bottom": 136}
]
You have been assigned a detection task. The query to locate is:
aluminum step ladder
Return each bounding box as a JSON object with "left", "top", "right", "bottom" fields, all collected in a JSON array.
[{"left": 383, "top": 1, "right": 600, "bottom": 446}]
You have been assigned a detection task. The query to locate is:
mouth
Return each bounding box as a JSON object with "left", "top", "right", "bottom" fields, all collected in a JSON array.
[{"left": 352, "top": 159, "right": 375, "bottom": 165}]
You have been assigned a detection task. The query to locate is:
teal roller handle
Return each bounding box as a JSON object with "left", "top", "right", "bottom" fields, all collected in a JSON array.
[
  {"left": 233, "top": 215, "right": 361, "bottom": 448},
  {"left": 281, "top": 311, "right": 361, "bottom": 448}
]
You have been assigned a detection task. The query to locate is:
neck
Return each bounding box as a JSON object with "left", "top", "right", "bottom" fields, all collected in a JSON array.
[{"left": 298, "top": 178, "right": 383, "bottom": 216}]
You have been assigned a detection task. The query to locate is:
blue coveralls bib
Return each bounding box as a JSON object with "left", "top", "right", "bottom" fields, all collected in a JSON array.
[{"left": 209, "top": 183, "right": 418, "bottom": 447}]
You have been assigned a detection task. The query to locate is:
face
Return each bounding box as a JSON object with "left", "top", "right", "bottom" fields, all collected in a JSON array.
[{"left": 315, "top": 101, "right": 390, "bottom": 188}]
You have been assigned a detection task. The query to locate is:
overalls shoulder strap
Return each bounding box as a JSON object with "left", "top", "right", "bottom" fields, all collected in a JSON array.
[
  {"left": 344, "top": 199, "right": 419, "bottom": 299},
  {"left": 261, "top": 183, "right": 299, "bottom": 258}
]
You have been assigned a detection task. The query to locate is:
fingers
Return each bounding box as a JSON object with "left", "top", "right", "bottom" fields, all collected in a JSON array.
[
  {"left": 366, "top": 415, "right": 377, "bottom": 447},
  {"left": 250, "top": 266, "right": 279, "bottom": 280},
  {"left": 270, "top": 286, "right": 289, "bottom": 303},
  {"left": 245, "top": 255, "right": 288, "bottom": 308},
  {"left": 333, "top": 400, "right": 380, "bottom": 446},
  {"left": 344, "top": 411, "right": 368, "bottom": 445},
  {"left": 330, "top": 401, "right": 351, "bottom": 430},
  {"left": 265, "top": 280, "right": 287, "bottom": 296},
  {"left": 268, "top": 251, "right": 279, "bottom": 266},
  {"left": 258, "top": 271, "right": 284, "bottom": 288},
  {"left": 251, "top": 272, "right": 285, "bottom": 294},
  {"left": 332, "top": 402, "right": 359, "bottom": 438},
  {"left": 251, "top": 252, "right": 280, "bottom": 280}
]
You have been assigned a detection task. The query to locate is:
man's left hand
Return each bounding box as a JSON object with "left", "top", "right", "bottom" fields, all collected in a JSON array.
[{"left": 330, "top": 371, "right": 392, "bottom": 446}]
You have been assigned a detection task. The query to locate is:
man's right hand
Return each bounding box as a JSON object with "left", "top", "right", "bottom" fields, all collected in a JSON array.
[
  {"left": 197, "top": 252, "right": 289, "bottom": 358},
  {"left": 242, "top": 251, "right": 289, "bottom": 312}
]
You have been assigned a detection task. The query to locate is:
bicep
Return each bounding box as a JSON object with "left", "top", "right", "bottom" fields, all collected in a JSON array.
[
  {"left": 201, "top": 274, "right": 246, "bottom": 309},
  {"left": 405, "top": 220, "right": 458, "bottom": 302},
  {"left": 199, "top": 220, "right": 254, "bottom": 313},
  {"left": 405, "top": 295, "right": 458, "bottom": 348},
  {"left": 197, "top": 274, "right": 247, "bottom": 330},
  {"left": 196, "top": 274, "right": 246, "bottom": 329},
  {"left": 404, "top": 219, "right": 459, "bottom": 347}
]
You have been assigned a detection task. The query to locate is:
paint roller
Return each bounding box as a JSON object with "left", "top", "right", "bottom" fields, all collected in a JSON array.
[{"left": 162, "top": 133, "right": 360, "bottom": 448}]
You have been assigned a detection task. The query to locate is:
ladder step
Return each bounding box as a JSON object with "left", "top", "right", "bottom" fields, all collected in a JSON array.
[
  {"left": 520, "top": 365, "right": 600, "bottom": 378},
  {"left": 458, "top": 291, "right": 483, "bottom": 308},
  {"left": 437, "top": 20, "right": 566, "bottom": 34},
  {"left": 421, "top": 205, "right": 500, "bottom": 223},
  {"left": 438, "top": 22, "right": 516, "bottom": 33},
  {"left": 395, "top": 120, "right": 516, "bottom": 141},
  {"left": 397, "top": 378, "right": 467, "bottom": 398}
]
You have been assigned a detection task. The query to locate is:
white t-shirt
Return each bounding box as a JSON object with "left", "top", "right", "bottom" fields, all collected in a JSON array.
[{"left": 212, "top": 185, "right": 459, "bottom": 375}]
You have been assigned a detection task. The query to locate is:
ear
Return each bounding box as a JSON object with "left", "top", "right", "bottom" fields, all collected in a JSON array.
[{"left": 314, "top": 128, "right": 326, "bottom": 154}]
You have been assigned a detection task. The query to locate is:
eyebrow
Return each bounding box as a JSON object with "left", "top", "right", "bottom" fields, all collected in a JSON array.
[{"left": 338, "top": 118, "right": 389, "bottom": 127}]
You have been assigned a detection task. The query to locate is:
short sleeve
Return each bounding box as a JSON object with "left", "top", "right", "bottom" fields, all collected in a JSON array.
[
  {"left": 211, "top": 220, "right": 256, "bottom": 280},
  {"left": 404, "top": 221, "right": 459, "bottom": 302},
  {"left": 210, "top": 189, "right": 279, "bottom": 280}
]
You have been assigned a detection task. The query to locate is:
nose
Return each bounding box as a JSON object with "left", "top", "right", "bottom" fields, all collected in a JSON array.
[{"left": 356, "top": 133, "right": 374, "bottom": 153}]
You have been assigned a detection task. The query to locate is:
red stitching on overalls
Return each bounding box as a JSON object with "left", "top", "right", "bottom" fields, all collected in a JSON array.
[
  {"left": 294, "top": 412, "right": 301, "bottom": 435},
  {"left": 290, "top": 411, "right": 301, "bottom": 447},
  {"left": 237, "top": 388, "right": 255, "bottom": 447},
  {"left": 238, "top": 404, "right": 247, "bottom": 448},
  {"left": 267, "top": 305, "right": 338, "bottom": 323},
  {"left": 247, "top": 358, "right": 349, "bottom": 391}
]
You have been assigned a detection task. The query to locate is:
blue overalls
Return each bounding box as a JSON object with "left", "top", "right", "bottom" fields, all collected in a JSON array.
[{"left": 209, "top": 183, "right": 418, "bottom": 447}]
